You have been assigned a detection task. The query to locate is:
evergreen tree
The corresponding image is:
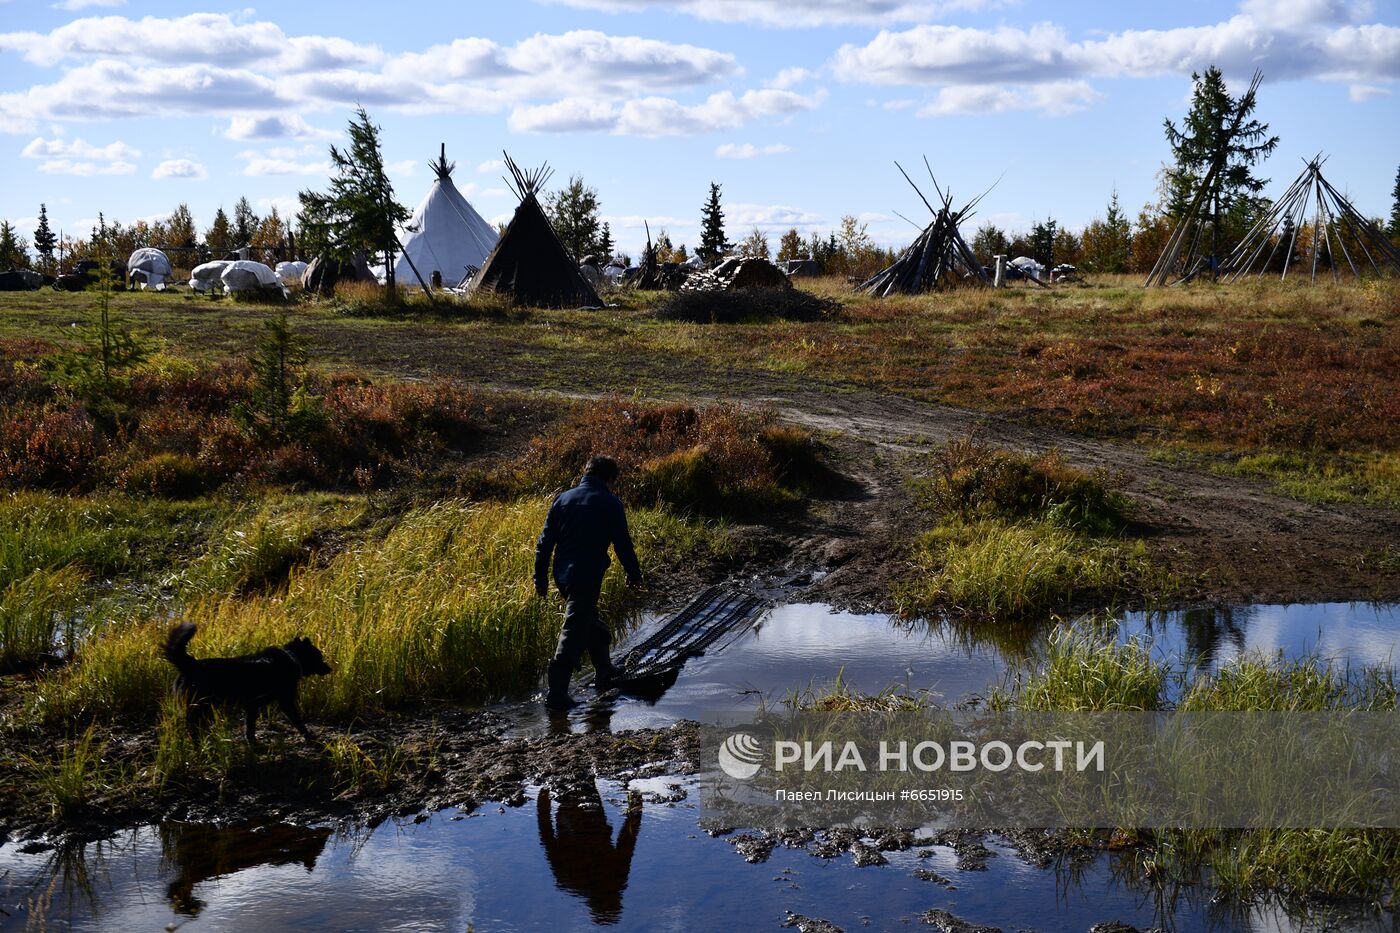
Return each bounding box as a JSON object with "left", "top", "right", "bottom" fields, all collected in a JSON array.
[
  {"left": 776, "top": 227, "right": 803, "bottom": 262},
  {"left": 545, "top": 175, "right": 602, "bottom": 261},
  {"left": 1080, "top": 190, "right": 1133, "bottom": 273},
  {"left": 297, "top": 107, "right": 408, "bottom": 291},
  {"left": 1164, "top": 66, "right": 1278, "bottom": 269},
  {"left": 597, "top": 222, "right": 615, "bottom": 264},
  {"left": 167, "top": 203, "right": 198, "bottom": 250},
  {"left": 33, "top": 204, "right": 56, "bottom": 272},
  {"left": 232, "top": 197, "right": 260, "bottom": 249},
  {"left": 698, "top": 182, "right": 729, "bottom": 264},
  {"left": 1030, "top": 219, "right": 1058, "bottom": 268},
  {"left": 205, "top": 207, "right": 233, "bottom": 256},
  {"left": 1389, "top": 163, "right": 1400, "bottom": 238},
  {"left": 252, "top": 207, "right": 289, "bottom": 264},
  {"left": 0, "top": 222, "right": 29, "bottom": 270}
]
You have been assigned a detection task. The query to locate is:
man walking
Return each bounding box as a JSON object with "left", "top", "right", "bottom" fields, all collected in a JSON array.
[{"left": 535, "top": 455, "right": 642, "bottom": 710}]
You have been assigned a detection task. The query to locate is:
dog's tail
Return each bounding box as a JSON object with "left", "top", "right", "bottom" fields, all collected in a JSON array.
[{"left": 164, "top": 622, "right": 198, "bottom": 672}]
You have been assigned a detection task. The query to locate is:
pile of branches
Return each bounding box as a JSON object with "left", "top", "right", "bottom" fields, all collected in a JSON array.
[
  {"left": 655, "top": 287, "right": 838, "bottom": 324},
  {"left": 859, "top": 159, "right": 991, "bottom": 296},
  {"left": 681, "top": 257, "right": 792, "bottom": 293}
]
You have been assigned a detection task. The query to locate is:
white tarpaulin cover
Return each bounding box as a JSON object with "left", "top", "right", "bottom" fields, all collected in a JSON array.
[
  {"left": 1009, "top": 256, "right": 1045, "bottom": 279},
  {"left": 221, "top": 260, "right": 281, "bottom": 293},
  {"left": 127, "top": 248, "right": 173, "bottom": 290},
  {"left": 394, "top": 150, "right": 498, "bottom": 288},
  {"left": 189, "top": 260, "right": 230, "bottom": 293},
  {"left": 275, "top": 261, "right": 308, "bottom": 286}
]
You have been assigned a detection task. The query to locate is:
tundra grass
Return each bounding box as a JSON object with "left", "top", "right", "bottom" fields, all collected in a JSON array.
[
  {"left": 895, "top": 517, "right": 1171, "bottom": 622},
  {"left": 24, "top": 496, "right": 729, "bottom": 725},
  {"left": 994, "top": 631, "right": 1400, "bottom": 904}
]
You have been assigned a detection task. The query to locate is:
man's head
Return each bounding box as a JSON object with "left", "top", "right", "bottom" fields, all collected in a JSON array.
[{"left": 583, "top": 455, "right": 620, "bottom": 488}]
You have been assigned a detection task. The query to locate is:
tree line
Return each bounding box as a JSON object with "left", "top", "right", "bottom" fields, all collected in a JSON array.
[
  {"left": 6, "top": 76, "right": 1400, "bottom": 281},
  {"left": 0, "top": 196, "right": 294, "bottom": 274}
]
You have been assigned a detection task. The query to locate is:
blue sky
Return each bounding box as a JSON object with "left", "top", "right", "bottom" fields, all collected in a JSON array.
[{"left": 1, "top": 0, "right": 1397, "bottom": 258}]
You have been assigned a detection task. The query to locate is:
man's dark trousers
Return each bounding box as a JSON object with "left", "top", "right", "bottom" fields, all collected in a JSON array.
[{"left": 547, "top": 575, "right": 614, "bottom": 696}]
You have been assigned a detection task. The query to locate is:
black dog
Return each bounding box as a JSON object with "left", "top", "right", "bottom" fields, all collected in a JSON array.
[{"left": 164, "top": 623, "right": 332, "bottom": 744}]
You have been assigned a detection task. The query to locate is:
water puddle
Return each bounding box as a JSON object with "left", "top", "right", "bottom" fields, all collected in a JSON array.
[
  {"left": 4, "top": 600, "right": 1397, "bottom": 931},
  {"left": 1121, "top": 602, "right": 1400, "bottom": 671},
  {"left": 3, "top": 781, "right": 1383, "bottom": 932}
]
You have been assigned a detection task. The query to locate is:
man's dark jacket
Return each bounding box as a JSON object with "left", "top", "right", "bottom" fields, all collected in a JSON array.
[{"left": 535, "top": 476, "right": 641, "bottom": 592}]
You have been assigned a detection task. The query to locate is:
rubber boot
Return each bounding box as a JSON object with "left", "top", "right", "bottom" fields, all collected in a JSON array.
[{"left": 544, "top": 658, "right": 578, "bottom": 710}]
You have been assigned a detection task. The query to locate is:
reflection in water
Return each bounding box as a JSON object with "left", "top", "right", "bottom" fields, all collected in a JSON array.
[
  {"left": 159, "top": 822, "right": 333, "bottom": 915},
  {"left": 536, "top": 784, "right": 641, "bottom": 925}
]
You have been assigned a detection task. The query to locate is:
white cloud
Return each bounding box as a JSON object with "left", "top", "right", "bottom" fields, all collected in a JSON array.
[
  {"left": 52, "top": 0, "right": 126, "bottom": 10},
  {"left": 223, "top": 114, "right": 334, "bottom": 140},
  {"left": 151, "top": 158, "right": 206, "bottom": 179},
  {"left": 729, "top": 203, "right": 824, "bottom": 226},
  {"left": 833, "top": 3, "right": 1400, "bottom": 97},
  {"left": 511, "top": 88, "right": 820, "bottom": 136},
  {"left": 21, "top": 135, "right": 139, "bottom": 160},
  {"left": 476, "top": 159, "right": 505, "bottom": 173},
  {"left": 917, "top": 80, "right": 1102, "bottom": 116},
  {"left": 0, "top": 16, "right": 802, "bottom": 138},
  {"left": 769, "top": 67, "right": 813, "bottom": 89},
  {"left": 1348, "top": 82, "right": 1391, "bottom": 100},
  {"left": 715, "top": 142, "right": 792, "bottom": 158},
  {"left": 544, "top": 0, "right": 992, "bottom": 27},
  {"left": 1, "top": 12, "right": 383, "bottom": 71},
  {"left": 255, "top": 196, "right": 299, "bottom": 217},
  {"left": 0, "top": 61, "right": 287, "bottom": 133},
  {"left": 387, "top": 159, "right": 416, "bottom": 176},
  {"left": 37, "top": 158, "right": 135, "bottom": 175},
  {"left": 239, "top": 154, "right": 332, "bottom": 176}
]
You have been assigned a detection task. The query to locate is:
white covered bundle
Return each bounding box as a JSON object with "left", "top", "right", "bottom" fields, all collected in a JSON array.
[
  {"left": 189, "top": 260, "right": 230, "bottom": 293},
  {"left": 127, "top": 248, "right": 173, "bottom": 290},
  {"left": 221, "top": 260, "right": 281, "bottom": 294},
  {"left": 275, "top": 260, "right": 308, "bottom": 286}
]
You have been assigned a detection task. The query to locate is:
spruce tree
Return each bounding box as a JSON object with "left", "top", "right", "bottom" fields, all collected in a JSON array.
[
  {"left": 698, "top": 182, "right": 729, "bottom": 264},
  {"left": 597, "top": 222, "right": 614, "bottom": 264},
  {"left": 205, "top": 207, "right": 233, "bottom": 256},
  {"left": 233, "top": 197, "right": 260, "bottom": 249},
  {"left": 545, "top": 175, "right": 602, "bottom": 261},
  {"left": 33, "top": 204, "right": 56, "bottom": 272},
  {"left": 0, "top": 222, "right": 29, "bottom": 270},
  {"left": 297, "top": 107, "right": 408, "bottom": 292},
  {"left": 1164, "top": 67, "right": 1278, "bottom": 269},
  {"left": 1389, "top": 163, "right": 1400, "bottom": 238}
]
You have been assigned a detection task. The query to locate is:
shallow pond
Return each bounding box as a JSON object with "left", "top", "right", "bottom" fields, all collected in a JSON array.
[{"left": 4, "top": 600, "right": 1398, "bottom": 931}]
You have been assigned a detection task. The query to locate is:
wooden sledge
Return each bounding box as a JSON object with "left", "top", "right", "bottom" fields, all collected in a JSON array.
[{"left": 581, "top": 585, "right": 769, "bottom": 701}]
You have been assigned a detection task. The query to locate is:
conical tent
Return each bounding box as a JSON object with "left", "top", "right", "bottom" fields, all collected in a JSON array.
[
  {"left": 468, "top": 154, "right": 602, "bottom": 307},
  {"left": 393, "top": 145, "right": 499, "bottom": 288}
]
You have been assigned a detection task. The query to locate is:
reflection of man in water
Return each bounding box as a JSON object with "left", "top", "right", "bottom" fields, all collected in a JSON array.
[{"left": 536, "top": 784, "right": 642, "bottom": 925}]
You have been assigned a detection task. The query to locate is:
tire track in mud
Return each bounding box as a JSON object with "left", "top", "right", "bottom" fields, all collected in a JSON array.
[{"left": 749, "top": 390, "right": 1400, "bottom": 606}]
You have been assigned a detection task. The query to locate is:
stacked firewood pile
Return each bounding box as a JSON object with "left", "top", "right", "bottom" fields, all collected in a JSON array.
[{"left": 681, "top": 257, "right": 792, "bottom": 292}]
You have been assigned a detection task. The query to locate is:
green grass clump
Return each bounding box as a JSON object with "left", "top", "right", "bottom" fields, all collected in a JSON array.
[
  {"left": 917, "top": 437, "right": 1130, "bottom": 533},
  {"left": 177, "top": 494, "right": 364, "bottom": 597},
  {"left": 1216, "top": 449, "right": 1400, "bottom": 507},
  {"left": 0, "top": 492, "right": 215, "bottom": 587},
  {"left": 23, "top": 724, "right": 121, "bottom": 818},
  {"left": 990, "top": 628, "right": 1167, "bottom": 711},
  {"left": 785, "top": 670, "right": 931, "bottom": 712},
  {"left": 897, "top": 518, "right": 1167, "bottom": 621},
  {"left": 31, "top": 497, "right": 721, "bottom": 724},
  {"left": 0, "top": 566, "right": 86, "bottom": 673},
  {"left": 994, "top": 634, "right": 1400, "bottom": 904}
]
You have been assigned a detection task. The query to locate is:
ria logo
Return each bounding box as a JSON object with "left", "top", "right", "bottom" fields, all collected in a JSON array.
[{"left": 718, "top": 731, "right": 764, "bottom": 780}]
